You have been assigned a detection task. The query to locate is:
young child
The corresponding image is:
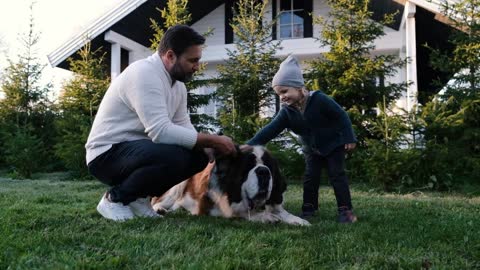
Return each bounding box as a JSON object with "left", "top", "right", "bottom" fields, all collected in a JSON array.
[{"left": 244, "top": 55, "right": 358, "bottom": 223}]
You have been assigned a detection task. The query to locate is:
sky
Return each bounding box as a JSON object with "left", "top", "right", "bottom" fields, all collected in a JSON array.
[{"left": 0, "top": 0, "right": 118, "bottom": 97}]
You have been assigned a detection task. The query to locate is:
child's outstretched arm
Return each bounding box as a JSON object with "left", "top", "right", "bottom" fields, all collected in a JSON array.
[{"left": 246, "top": 108, "right": 289, "bottom": 146}]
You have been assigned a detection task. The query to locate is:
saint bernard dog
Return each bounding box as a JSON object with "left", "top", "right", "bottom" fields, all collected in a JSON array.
[{"left": 151, "top": 146, "right": 310, "bottom": 226}]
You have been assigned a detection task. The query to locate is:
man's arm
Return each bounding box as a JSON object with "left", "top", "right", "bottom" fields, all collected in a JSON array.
[{"left": 124, "top": 79, "right": 198, "bottom": 149}]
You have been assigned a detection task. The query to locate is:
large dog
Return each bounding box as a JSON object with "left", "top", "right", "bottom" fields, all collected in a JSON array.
[{"left": 151, "top": 146, "right": 310, "bottom": 226}]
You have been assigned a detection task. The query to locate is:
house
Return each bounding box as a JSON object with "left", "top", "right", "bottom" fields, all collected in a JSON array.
[{"left": 47, "top": 0, "right": 456, "bottom": 116}]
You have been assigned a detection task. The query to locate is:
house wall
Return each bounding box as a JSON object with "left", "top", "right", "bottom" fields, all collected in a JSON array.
[
  {"left": 191, "top": 4, "right": 225, "bottom": 46},
  {"left": 191, "top": 0, "right": 408, "bottom": 115},
  {"left": 194, "top": 0, "right": 404, "bottom": 64},
  {"left": 104, "top": 0, "right": 409, "bottom": 116},
  {"left": 312, "top": 0, "right": 329, "bottom": 38}
]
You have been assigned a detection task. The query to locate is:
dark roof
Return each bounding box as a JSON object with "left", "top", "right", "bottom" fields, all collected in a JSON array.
[
  {"left": 415, "top": 5, "right": 456, "bottom": 102},
  {"left": 56, "top": 0, "right": 224, "bottom": 70},
  {"left": 370, "top": 0, "right": 404, "bottom": 30}
]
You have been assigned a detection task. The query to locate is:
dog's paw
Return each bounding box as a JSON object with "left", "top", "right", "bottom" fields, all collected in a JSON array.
[
  {"left": 248, "top": 212, "right": 281, "bottom": 223},
  {"left": 262, "top": 213, "right": 282, "bottom": 223},
  {"left": 278, "top": 214, "right": 311, "bottom": 226},
  {"left": 291, "top": 217, "right": 311, "bottom": 226},
  {"left": 151, "top": 204, "right": 168, "bottom": 215}
]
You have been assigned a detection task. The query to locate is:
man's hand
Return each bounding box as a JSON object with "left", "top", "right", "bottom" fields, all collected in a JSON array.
[
  {"left": 196, "top": 133, "right": 236, "bottom": 156},
  {"left": 212, "top": 135, "right": 236, "bottom": 156},
  {"left": 345, "top": 143, "right": 356, "bottom": 152}
]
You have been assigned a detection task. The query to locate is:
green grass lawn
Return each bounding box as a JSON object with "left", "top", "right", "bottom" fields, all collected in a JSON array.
[{"left": 1, "top": 174, "right": 479, "bottom": 269}]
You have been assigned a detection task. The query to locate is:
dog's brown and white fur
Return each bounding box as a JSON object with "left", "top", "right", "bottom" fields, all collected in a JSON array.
[{"left": 151, "top": 146, "right": 310, "bottom": 226}]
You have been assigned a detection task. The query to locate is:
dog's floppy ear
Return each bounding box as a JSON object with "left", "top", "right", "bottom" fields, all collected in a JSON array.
[
  {"left": 211, "top": 144, "right": 240, "bottom": 160},
  {"left": 213, "top": 146, "right": 238, "bottom": 178},
  {"left": 263, "top": 150, "right": 286, "bottom": 205}
]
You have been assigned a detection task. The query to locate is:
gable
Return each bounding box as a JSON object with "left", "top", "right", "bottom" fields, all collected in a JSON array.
[{"left": 49, "top": 0, "right": 224, "bottom": 70}]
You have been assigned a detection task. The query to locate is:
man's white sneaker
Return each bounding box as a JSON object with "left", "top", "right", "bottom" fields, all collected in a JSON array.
[
  {"left": 129, "top": 197, "right": 162, "bottom": 218},
  {"left": 96, "top": 193, "right": 135, "bottom": 221}
]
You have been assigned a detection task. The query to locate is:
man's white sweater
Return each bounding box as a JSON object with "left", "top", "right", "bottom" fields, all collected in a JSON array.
[{"left": 85, "top": 52, "right": 198, "bottom": 164}]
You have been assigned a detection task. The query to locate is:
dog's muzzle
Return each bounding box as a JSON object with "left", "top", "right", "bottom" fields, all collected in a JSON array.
[{"left": 247, "top": 191, "right": 268, "bottom": 210}]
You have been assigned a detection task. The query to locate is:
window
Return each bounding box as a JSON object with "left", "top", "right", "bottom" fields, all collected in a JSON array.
[
  {"left": 189, "top": 86, "right": 218, "bottom": 118},
  {"left": 278, "top": 0, "right": 305, "bottom": 39},
  {"left": 225, "top": 0, "right": 312, "bottom": 43}
]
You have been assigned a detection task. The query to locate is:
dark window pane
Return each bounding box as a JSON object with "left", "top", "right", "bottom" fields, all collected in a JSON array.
[
  {"left": 280, "top": 0, "right": 291, "bottom": 11},
  {"left": 293, "top": 0, "right": 304, "bottom": 10}
]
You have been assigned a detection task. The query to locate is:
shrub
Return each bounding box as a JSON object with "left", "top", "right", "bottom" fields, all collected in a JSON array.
[
  {"left": 4, "top": 127, "right": 45, "bottom": 179},
  {"left": 54, "top": 118, "right": 91, "bottom": 178},
  {"left": 267, "top": 133, "right": 305, "bottom": 182}
]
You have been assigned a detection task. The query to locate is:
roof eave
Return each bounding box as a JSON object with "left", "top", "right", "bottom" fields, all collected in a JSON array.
[{"left": 47, "top": 0, "right": 148, "bottom": 68}]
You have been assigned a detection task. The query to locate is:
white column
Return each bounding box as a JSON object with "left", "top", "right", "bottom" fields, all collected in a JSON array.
[
  {"left": 111, "top": 43, "right": 121, "bottom": 79},
  {"left": 105, "top": 30, "right": 152, "bottom": 64},
  {"left": 405, "top": 1, "right": 418, "bottom": 112}
]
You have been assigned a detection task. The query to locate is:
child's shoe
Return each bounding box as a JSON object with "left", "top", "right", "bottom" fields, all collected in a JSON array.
[{"left": 337, "top": 207, "right": 357, "bottom": 223}]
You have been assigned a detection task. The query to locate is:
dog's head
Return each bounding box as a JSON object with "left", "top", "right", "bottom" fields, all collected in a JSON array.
[{"left": 213, "top": 145, "right": 286, "bottom": 210}]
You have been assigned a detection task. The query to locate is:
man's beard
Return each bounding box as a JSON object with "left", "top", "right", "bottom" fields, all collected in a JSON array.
[{"left": 170, "top": 62, "right": 194, "bottom": 83}]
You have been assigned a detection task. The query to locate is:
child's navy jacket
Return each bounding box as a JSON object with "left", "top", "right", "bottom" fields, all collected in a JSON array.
[{"left": 247, "top": 90, "right": 357, "bottom": 156}]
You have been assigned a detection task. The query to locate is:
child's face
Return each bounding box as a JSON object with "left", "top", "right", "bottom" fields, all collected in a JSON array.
[{"left": 273, "top": 86, "right": 303, "bottom": 106}]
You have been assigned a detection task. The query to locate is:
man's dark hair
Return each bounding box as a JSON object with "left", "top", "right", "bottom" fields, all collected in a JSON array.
[{"left": 158, "top": 24, "right": 205, "bottom": 56}]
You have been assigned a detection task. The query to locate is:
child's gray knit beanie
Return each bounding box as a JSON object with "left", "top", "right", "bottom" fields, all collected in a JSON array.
[{"left": 272, "top": 55, "right": 305, "bottom": 88}]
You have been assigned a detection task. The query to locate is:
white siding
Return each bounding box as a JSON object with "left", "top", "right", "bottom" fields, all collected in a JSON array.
[
  {"left": 197, "top": 0, "right": 409, "bottom": 112},
  {"left": 312, "top": 0, "right": 329, "bottom": 38},
  {"left": 264, "top": 0, "right": 274, "bottom": 35},
  {"left": 191, "top": 4, "right": 225, "bottom": 46}
]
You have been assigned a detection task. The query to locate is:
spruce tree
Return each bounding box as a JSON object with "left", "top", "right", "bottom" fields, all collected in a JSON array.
[
  {"left": 54, "top": 42, "right": 109, "bottom": 177},
  {"left": 429, "top": 0, "right": 480, "bottom": 103},
  {"left": 0, "top": 2, "right": 54, "bottom": 177},
  {"left": 424, "top": 0, "right": 480, "bottom": 149},
  {"left": 149, "top": 0, "right": 191, "bottom": 51},
  {"left": 307, "top": 0, "right": 407, "bottom": 142},
  {"left": 149, "top": 0, "right": 215, "bottom": 131},
  {"left": 419, "top": 0, "right": 480, "bottom": 186},
  {"left": 216, "top": 0, "right": 281, "bottom": 142}
]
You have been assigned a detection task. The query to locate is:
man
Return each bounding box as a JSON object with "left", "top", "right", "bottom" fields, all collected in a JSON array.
[{"left": 86, "top": 25, "right": 236, "bottom": 221}]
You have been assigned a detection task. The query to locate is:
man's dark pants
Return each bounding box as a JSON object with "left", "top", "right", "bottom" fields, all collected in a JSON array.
[
  {"left": 303, "top": 145, "right": 353, "bottom": 212},
  {"left": 88, "top": 139, "right": 208, "bottom": 205}
]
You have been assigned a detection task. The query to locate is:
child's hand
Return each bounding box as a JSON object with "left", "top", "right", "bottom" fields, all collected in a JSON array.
[{"left": 345, "top": 143, "right": 356, "bottom": 152}]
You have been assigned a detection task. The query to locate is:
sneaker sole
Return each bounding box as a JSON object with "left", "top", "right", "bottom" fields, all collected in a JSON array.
[
  {"left": 130, "top": 207, "right": 162, "bottom": 218},
  {"left": 96, "top": 196, "right": 135, "bottom": 221}
]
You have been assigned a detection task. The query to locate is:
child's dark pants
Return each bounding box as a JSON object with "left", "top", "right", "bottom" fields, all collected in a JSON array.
[
  {"left": 88, "top": 139, "right": 208, "bottom": 205},
  {"left": 303, "top": 145, "right": 353, "bottom": 212}
]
